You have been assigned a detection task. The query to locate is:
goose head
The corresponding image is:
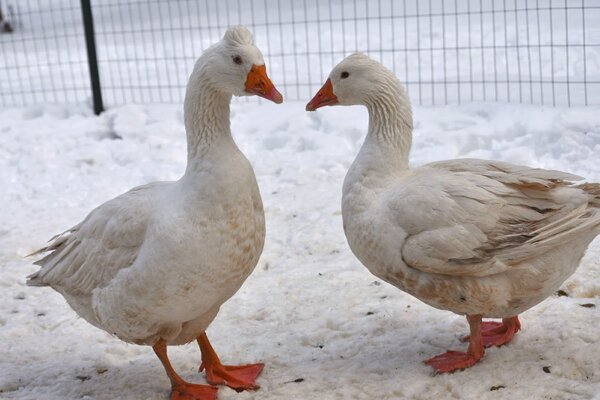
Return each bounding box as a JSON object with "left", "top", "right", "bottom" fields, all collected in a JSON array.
[
  {"left": 305, "top": 53, "right": 405, "bottom": 111},
  {"left": 191, "top": 26, "right": 283, "bottom": 104}
]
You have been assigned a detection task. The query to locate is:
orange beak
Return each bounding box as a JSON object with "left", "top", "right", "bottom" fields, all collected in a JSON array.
[
  {"left": 245, "top": 64, "right": 283, "bottom": 104},
  {"left": 306, "top": 79, "right": 338, "bottom": 111}
]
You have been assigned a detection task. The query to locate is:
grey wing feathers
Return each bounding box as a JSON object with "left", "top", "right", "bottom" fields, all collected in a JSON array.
[
  {"left": 400, "top": 159, "right": 600, "bottom": 277},
  {"left": 428, "top": 158, "right": 583, "bottom": 188},
  {"left": 27, "top": 183, "right": 161, "bottom": 292},
  {"left": 27, "top": 225, "right": 82, "bottom": 287}
]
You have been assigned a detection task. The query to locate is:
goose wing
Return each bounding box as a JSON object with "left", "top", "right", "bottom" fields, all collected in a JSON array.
[
  {"left": 394, "top": 159, "right": 598, "bottom": 277},
  {"left": 27, "top": 182, "right": 165, "bottom": 293}
]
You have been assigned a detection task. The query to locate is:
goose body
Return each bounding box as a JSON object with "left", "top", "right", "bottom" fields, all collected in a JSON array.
[
  {"left": 30, "top": 147, "right": 263, "bottom": 346},
  {"left": 343, "top": 157, "right": 597, "bottom": 318},
  {"left": 28, "top": 26, "right": 282, "bottom": 399},
  {"left": 307, "top": 53, "right": 600, "bottom": 373}
]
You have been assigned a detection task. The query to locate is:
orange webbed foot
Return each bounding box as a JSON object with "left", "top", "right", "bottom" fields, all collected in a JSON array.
[
  {"left": 170, "top": 383, "right": 218, "bottom": 400},
  {"left": 424, "top": 350, "right": 483, "bottom": 373},
  {"left": 197, "top": 332, "right": 263, "bottom": 392},
  {"left": 153, "top": 339, "right": 219, "bottom": 400},
  {"left": 461, "top": 316, "right": 520, "bottom": 348},
  {"left": 425, "top": 314, "right": 485, "bottom": 373},
  {"left": 200, "top": 362, "right": 264, "bottom": 391}
]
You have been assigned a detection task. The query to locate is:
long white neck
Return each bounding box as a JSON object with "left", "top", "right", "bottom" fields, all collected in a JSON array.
[
  {"left": 343, "top": 76, "right": 413, "bottom": 203},
  {"left": 183, "top": 60, "right": 234, "bottom": 173},
  {"left": 363, "top": 79, "right": 413, "bottom": 171}
]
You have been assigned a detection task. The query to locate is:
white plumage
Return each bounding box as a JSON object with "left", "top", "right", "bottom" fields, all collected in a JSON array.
[
  {"left": 307, "top": 53, "right": 600, "bottom": 373},
  {"left": 28, "top": 26, "right": 282, "bottom": 399}
]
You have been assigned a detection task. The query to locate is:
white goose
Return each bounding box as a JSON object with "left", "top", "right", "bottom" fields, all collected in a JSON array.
[
  {"left": 306, "top": 53, "right": 600, "bottom": 373},
  {"left": 28, "top": 26, "right": 282, "bottom": 400}
]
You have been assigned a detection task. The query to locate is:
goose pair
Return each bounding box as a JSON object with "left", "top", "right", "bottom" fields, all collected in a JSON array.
[{"left": 28, "top": 27, "right": 600, "bottom": 400}]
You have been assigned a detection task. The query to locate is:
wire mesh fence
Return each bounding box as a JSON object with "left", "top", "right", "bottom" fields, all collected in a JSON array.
[
  {"left": 1, "top": 0, "right": 599, "bottom": 110},
  {"left": 0, "top": 0, "right": 90, "bottom": 107}
]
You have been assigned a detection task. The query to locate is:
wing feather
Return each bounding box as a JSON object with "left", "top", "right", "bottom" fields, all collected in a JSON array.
[
  {"left": 27, "top": 183, "right": 164, "bottom": 293},
  {"left": 398, "top": 160, "right": 599, "bottom": 277}
]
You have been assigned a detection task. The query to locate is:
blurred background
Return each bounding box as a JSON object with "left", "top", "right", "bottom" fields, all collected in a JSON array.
[{"left": 1, "top": 0, "right": 599, "bottom": 112}]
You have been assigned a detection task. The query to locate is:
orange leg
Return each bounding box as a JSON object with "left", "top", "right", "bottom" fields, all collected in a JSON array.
[
  {"left": 197, "top": 332, "right": 263, "bottom": 392},
  {"left": 461, "top": 316, "right": 521, "bottom": 348},
  {"left": 424, "top": 314, "right": 485, "bottom": 373},
  {"left": 153, "top": 339, "right": 218, "bottom": 400}
]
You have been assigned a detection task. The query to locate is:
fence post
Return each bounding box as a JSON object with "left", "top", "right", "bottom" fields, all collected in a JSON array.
[{"left": 81, "top": 0, "right": 103, "bottom": 115}]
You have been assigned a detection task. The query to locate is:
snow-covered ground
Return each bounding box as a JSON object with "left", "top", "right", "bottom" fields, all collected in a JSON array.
[{"left": 1, "top": 99, "right": 599, "bottom": 400}]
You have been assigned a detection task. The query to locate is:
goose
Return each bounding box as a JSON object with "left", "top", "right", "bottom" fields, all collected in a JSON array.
[
  {"left": 306, "top": 53, "right": 600, "bottom": 373},
  {"left": 27, "top": 26, "right": 282, "bottom": 400}
]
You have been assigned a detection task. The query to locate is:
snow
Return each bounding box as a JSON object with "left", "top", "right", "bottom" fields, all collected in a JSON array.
[
  {"left": 1, "top": 99, "right": 599, "bottom": 400},
  {"left": 2, "top": 0, "right": 600, "bottom": 398}
]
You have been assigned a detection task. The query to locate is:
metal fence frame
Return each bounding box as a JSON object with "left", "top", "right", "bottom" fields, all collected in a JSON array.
[{"left": 1, "top": 0, "right": 598, "bottom": 113}]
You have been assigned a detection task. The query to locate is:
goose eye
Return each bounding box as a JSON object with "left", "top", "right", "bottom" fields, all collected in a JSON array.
[
  {"left": 233, "top": 56, "right": 243, "bottom": 65},
  {"left": 341, "top": 71, "right": 350, "bottom": 79}
]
